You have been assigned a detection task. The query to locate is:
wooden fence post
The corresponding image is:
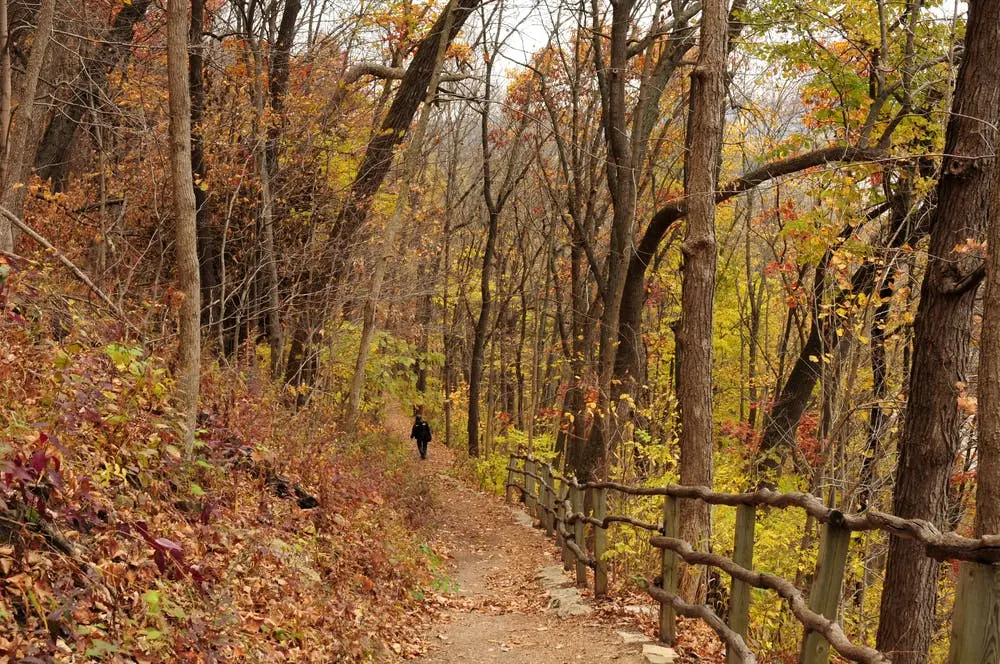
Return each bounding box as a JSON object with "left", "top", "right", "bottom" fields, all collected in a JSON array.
[
  {"left": 542, "top": 465, "right": 554, "bottom": 537},
  {"left": 728, "top": 504, "right": 756, "bottom": 664},
  {"left": 558, "top": 481, "right": 573, "bottom": 570},
  {"left": 572, "top": 486, "right": 587, "bottom": 587},
  {"left": 799, "top": 521, "right": 851, "bottom": 664},
  {"left": 659, "top": 495, "right": 679, "bottom": 644},
  {"left": 947, "top": 561, "right": 1000, "bottom": 663},
  {"left": 593, "top": 486, "right": 608, "bottom": 598},
  {"left": 525, "top": 459, "right": 536, "bottom": 519},
  {"left": 505, "top": 457, "right": 515, "bottom": 504}
]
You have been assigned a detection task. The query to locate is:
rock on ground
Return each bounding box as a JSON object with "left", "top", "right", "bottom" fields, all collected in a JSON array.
[{"left": 642, "top": 643, "right": 678, "bottom": 664}]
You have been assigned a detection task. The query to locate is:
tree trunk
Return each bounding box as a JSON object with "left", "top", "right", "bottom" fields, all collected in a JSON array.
[
  {"left": 676, "top": 0, "right": 727, "bottom": 601},
  {"left": 975, "top": 140, "right": 1000, "bottom": 538},
  {"left": 579, "top": 0, "right": 638, "bottom": 482},
  {"left": 857, "top": 269, "right": 894, "bottom": 510},
  {"left": 0, "top": 0, "right": 11, "bottom": 185},
  {"left": 876, "top": 0, "right": 1000, "bottom": 657},
  {"left": 416, "top": 273, "right": 431, "bottom": 393},
  {"left": 326, "top": 0, "right": 480, "bottom": 272},
  {"left": 188, "top": 0, "right": 223, "bottom": 335},
  {"left": 259, "top": 0, "right": 302, "bottom": 375},
  {"left": 34, "top": 0, "right": 153, "bottom": 191},
  {"left": 166, "top": 0, "right": 202, "bottom": 452},
  {"left": 0, "top": 0, "right": 55, "bottom": 251},
  {"left": 468, "top": 210, "right": 499, "bottom": 457},
  {"left": 345, "top": 0, "right": 455, "bottom": 435}
]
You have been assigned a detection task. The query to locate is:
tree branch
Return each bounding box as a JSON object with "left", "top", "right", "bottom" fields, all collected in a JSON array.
[
  {"left": 328, "top": 62, "right": 469, "bottom": 110},
  {"left": 0, "top": 206, "right": 143, "bottom": 338},
  {"left": 648, "top": 537, "right": 888, "bottom": 664},
  {"left": 636, "top": 145, "right": 887, "bottom": 266},
  {"left": 645, "top": 582, "right": 757, "bottom": 663},
  {"left": 941, "top": 262, "right": 986, "bottom": 295}
]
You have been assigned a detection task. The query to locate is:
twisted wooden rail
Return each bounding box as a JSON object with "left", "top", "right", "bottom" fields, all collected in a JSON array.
[{"left": 505, "top": 453, "right": 1000, "bottom": 664}]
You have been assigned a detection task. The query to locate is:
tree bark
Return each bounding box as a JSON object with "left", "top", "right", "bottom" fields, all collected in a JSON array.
[
  {"left": 0, "top": 0, "right": 54, "bottom": 251},
  {"left": 578, "top": 0, "right": 638, "bottom": 481},
  {"left": 676, "top": 0, "right": 727, "bottom": 600},
  {"left": 166, "top": 0, "right": 202, "bottom": 452},
  {"left": 468, "top": 209, "right": 499, "bottom": 458},
  {"left": 975, "top": 134, "right": 1000, "bottom": 538},
  {"left": 188, "top": 0, "right": 223, "bottom": 336},
  {"left": 345, "top": 0, "right": 454, "bottom": 435},
  {"left": 0, "top": 0, "right": 11, "bottom": 184},
  {"left": 260, "top": 0, "right": 301, "bottom": 375},
  {"left": 876, "top": 0, "right": 1000, "bottom": 657},
  {"left": 34, "top": 0, "right": 153, "bottom": 190},
  {"left": 326, "top": 0, "right": 480, "bottom": 272}
]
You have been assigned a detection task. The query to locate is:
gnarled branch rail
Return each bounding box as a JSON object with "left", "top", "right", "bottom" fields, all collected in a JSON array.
[{"left": 506, "top": 453, "right": 999, "bottom": 664}]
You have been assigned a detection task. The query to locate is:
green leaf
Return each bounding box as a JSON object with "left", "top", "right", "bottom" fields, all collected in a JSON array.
[
  {"left": 142, "top": 590, "right": 161, "bottom": 615},
  {"left": 85, "top": 639, "right": 120, "bottom": 658},
  {"left": 163, "top": 601, "right": 187, "bottom": 619}
]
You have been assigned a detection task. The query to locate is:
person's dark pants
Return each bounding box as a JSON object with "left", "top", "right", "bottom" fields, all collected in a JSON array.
[{"left": 417, "top": 439, "right": 428, "bottom": 459}]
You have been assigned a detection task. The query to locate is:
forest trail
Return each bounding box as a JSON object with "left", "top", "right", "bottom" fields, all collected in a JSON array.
[{"left": 384, "top": 402, "right": 659, "bottom": 663}]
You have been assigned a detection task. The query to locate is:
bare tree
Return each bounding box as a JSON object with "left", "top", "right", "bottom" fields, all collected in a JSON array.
[
  {"left": 468, "top": 10, "right": 531, "bottom": 457},
  {"left": 345, "top": 0, "right": 457, "bottom": 435},
  {"left": 166, "top": 0, "right": 202, "bottom": 452},
  {"left": 675, "top": 0, "right": 728, "bottom": 600}
]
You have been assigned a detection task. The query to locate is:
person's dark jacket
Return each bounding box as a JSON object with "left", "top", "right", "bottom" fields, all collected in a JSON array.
[{"left": 411, "top": 420, "right": 431, "bottom": 442}]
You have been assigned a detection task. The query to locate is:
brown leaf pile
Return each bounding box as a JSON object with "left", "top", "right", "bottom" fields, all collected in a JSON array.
[{"left": 0, "top": 259, "right": 442, "bottom": 662}]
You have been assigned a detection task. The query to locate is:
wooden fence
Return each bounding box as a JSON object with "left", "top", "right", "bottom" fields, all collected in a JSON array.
[{"left": 505, "top": 453, "right": 1000, "bottom": 664}]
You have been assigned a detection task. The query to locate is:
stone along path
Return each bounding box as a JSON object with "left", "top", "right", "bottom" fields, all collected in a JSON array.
[{"left": 385, "top": 404, "right": 676, "bottom": 663}]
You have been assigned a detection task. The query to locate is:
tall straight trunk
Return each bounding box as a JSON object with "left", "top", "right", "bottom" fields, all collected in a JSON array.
[
  {"left": 416, "top": 274, "right": 431, "bottom": 393},
  {"left": 260, "top": 0, "right": 301, "bottom": 375},
  {"left": 468, "top": 209, "right": 499, "bottom": 457},
  {"left": 876, "top": 0, "right": 1000, "bottom": 658},
  {"left": 857, "top": 274, "right": 894, "bottom": 510},
  {"left": 257, "top": 135, "right": 282, "bottom": 372},
  {"left": 563, "top": 224, "right": 593, "bottom": 473},
  {"left": 528, "top": 263, "right": 549, "bottom": 448},
  {"left": 0, "top": 0, "right": 11, "bottom": 182},
  {"left": 189, "top": 0, "right": 223, "bottom": 335},
  {"left": 975, "top": 141, "right": 1000, "bottom": 538},
  {"left": 167, "top": 0, "right": 202, "bottom": 452},
  {"left": 345, "top": 0, "right": 455, "bottom": 435},
  {"left": 442, "top": 169, "right": 455, "bottom": 448},
  {"left": 579, "top": 0, "right": 637, "bottom": 481},
  {"left": 515, "top": 296, "right": 527, "bottom": 429},
  {"left": 676, "top": 0, "right": 727, "bottom": 600},
  {"left": 0, "top": 0, "right": 54, "bottom": 251},
  {"left": 245, "top": 39, "right": 279, "bottom": 368}
]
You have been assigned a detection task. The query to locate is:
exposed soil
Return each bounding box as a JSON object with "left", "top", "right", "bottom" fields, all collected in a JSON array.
[{"left": 384, "top": 403, "right": 653, "bottom": 664}]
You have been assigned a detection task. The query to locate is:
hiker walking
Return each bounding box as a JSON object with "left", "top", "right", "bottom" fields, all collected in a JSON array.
[{"left": 410, "top": 414, "right": 432, "bottom": 460}]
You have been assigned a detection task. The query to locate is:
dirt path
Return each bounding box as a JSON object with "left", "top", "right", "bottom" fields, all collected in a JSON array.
[{"left": 385, "top": 403, "right": 657, "bottom": 663}]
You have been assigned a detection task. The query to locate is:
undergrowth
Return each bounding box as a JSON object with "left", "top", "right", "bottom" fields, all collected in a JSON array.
[{"left": 0, "top": 256, "right": 438, "bottom": 661}]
